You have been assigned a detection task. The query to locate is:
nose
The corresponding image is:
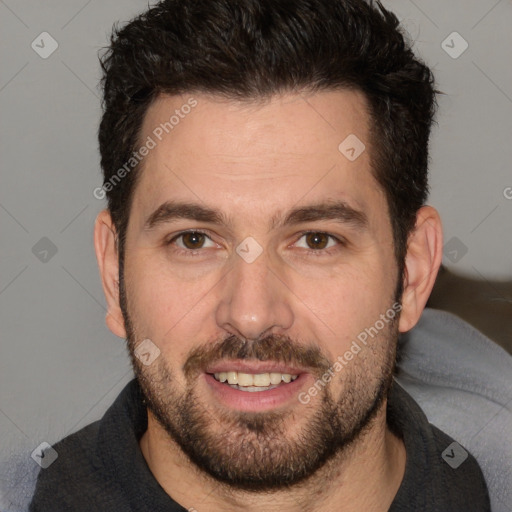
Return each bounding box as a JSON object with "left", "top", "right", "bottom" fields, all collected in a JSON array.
[{"left": 214, "top": 246, "right": 294, "bottom": 341}]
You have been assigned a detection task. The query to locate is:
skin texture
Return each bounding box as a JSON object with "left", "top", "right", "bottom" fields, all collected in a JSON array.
[{"left": 94, "top": 89, "right": 443, "bottom": 511}]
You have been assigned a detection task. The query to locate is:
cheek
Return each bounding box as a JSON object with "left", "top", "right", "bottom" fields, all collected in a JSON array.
[
  {"left": 298, "top": 260, "right": 389, "bottom": 316},
  {"left": 123, "top": 252, "right": 217, "bottom": 347},
  {"left": 282, "top": 262, "right": 394, "bottom": 358}
]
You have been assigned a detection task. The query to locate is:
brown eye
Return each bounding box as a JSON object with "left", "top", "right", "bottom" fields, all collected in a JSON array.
[
  {"left": 166, "top": 230, "right": 215, "bottom": 255},
  {"left": 294, "top": 232, "right": 343, "bottom": 254},
  {"left": 180, "top": 232, "right": 206, "bottom": 249},
  {"left": 304, "top": 232, "right": 329, "bottom": 250}
]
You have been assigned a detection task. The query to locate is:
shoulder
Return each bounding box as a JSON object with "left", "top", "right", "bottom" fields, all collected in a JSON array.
[
  {"left": 29, "top": 421, "right": 128, "bottom": 511},
  {"left": 428, "top": 423, "right": 490, "bottom": 504},
  {"left": 388, "top": 381, "right": 491, "bottom": 511},
  {"left": 396, "top": 308, "right": 512, "bottom": 511}
]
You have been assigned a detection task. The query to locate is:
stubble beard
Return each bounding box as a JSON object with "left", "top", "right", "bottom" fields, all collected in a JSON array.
[{"left": 119, "top": 265, "right": 399, "bottom": 491}]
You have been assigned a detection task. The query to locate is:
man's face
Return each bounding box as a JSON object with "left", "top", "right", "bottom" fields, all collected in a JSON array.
[{"left": 119, "top": 90, "right": 400, "bottom": 489}]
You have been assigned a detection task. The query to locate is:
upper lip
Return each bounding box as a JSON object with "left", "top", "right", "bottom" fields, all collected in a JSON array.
[{"left": 205, "top": 360, "right": 307, "bottom": 375}]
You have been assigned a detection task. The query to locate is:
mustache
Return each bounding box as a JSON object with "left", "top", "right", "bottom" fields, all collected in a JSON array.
[{"left": 182, "top": 334, "right": 332, "bottom": 380}]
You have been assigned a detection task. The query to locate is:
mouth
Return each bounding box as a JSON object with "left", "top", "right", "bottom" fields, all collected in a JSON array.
[
  {"left": 211, "top": 371, "right": 299, "bottom": 392},
  {"left": 203, "top": 362, "right": 309, "bottom": 411}
]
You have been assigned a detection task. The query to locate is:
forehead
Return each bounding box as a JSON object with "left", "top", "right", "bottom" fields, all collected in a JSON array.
[
  {"left": 141, "top": 89, "right": 370, "bottom": 162},
  {"left": 130, "top": 89, "right": 387, "bottom": 232}
]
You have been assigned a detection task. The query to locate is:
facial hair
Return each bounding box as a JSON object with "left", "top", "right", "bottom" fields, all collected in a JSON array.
[{"left": 119, "top": 267, "right": 400, "bottom": 491}]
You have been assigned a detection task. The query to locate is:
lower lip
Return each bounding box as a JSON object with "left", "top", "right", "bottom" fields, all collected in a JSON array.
[{"left": 204, "top": 373, "right": 308, "bottom": 412}]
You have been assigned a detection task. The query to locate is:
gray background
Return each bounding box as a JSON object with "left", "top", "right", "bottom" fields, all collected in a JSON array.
[{"left": 0, "top": 1, "right": 511, "bottom": 510}]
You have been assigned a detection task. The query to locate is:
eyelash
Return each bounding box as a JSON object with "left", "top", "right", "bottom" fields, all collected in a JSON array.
[{"left": 165, "top": 229, "right": 345, "bottom": 257}]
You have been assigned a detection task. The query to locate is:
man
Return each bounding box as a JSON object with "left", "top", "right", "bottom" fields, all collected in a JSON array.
[{"left": 30, "top": 0, "right": 491, "bottom": 510}]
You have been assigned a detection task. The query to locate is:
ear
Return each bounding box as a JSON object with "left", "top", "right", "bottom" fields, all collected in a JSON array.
[
  {"left": 398, "top": 205, "right": 443, "bottom": 333},
  {"left": 94, "top": 210, "right": 127, "bottom": 339}
]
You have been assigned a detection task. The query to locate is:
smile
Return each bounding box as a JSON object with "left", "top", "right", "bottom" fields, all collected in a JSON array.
[{"left": 212, "top": 371, "right": 299, "bottom": 392}]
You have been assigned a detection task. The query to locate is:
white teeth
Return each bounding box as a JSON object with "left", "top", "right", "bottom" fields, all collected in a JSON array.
[
  {"left": 212, "top": 371, "right": 299, "bottom": 387},
  {"left": 269, "top": 372, "right": 282, "bottom": 385},
  {"left": 253, "top": 373, "right": 271, "bottom": 387},
  {"left": 237, "top": 372, "right": 254, "bottom": 386}
]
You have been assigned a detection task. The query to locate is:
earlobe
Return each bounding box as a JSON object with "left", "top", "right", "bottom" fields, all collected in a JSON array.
[
  {"left": 398, "top": 206, "right": 443, "bottom": 333},
  {"left": 93, "top": 210, "right": 127, "bottom": 339}
]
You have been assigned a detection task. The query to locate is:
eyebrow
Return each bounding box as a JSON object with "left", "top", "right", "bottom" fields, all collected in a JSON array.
[{"left": 144, "top": 199, "right": 368, "bottom": 232}]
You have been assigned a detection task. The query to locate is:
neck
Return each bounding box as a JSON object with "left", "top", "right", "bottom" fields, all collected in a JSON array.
[{"left": 139, "top": 400, "right": 406, "bottom": 512}]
